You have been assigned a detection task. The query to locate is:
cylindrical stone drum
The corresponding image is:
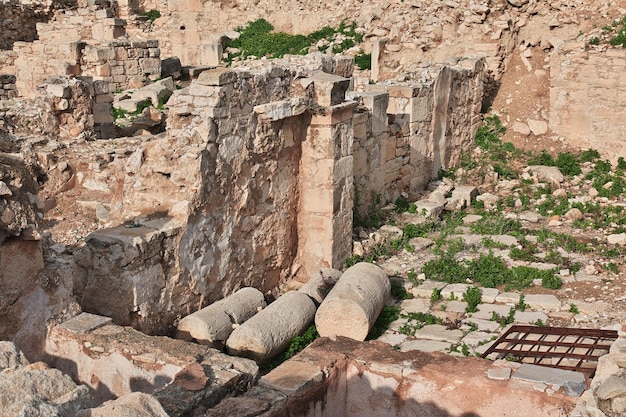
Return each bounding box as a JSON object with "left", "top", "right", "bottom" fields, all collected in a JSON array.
[
  {"left": 315, "top": 262, "right": 390, "bottom": 341},
  {"left": 176, "top": 287, "right": 265, "bottom": 348},
  {"left": 225, "top": 291, "right": 316, "bottom": 363}
]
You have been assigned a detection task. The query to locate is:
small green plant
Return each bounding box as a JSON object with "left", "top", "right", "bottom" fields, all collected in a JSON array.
[
  {"left": 541, "top": 273, "right": 563, "bottom": 290},
  {"left": 398, "top": 312, "right": 443, "bottom": 336},
  {"left": 606, "top": 262, "right": 619, "bottom": 273},
  {"left": 569, "top": 304, "right": 579, "bottom": 314},
  {"left": 468, "top": 322, "right": 479, "bottom": 332},
  {"left": 430, "top": 287, "right": 442, "bottom": 303},
  {"left": 461, "top": 343, "right": 470, "bottom": 357},
  {"left": 556, "top": 152, "right": 582, "bottom": 176},
  {"left": 391, "top": 281, "right": 413, "bottom": 300},
  {"left": 140, "top": 9, "right": 161, "bottom": 23},
  {"left": 263, "top": 325, "right": 319, "bottom": 369},
  {"left": 367, "top": 305, "right": 401, "bottom": 339},
  {"left": 515, "top": 294, "right": 529, "bottom": 312},
  {"left": 407, "top": 268, "right": 418, "bottom": 284},
  {"left": 462, "top": 286, "right": 482, "bottom": 313},
  {"left": 448, "top": 291, "right": 458, "bottom": 301},
  {"left": 534, "top": 319, "right": 546, "bottom": 327},
  {"left": 354, "top": 51, "right": 371, "bottom": 70}
]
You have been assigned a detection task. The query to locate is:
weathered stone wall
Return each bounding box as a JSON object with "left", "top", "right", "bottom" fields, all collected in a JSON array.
[
  {"left": 1, "top": 77, "right": 93, "bottom": 138},
  {"left": 350, "top": 56, "right": 486, "bottom": 210},
  {"left": 0, "top": 75, "right": 17, "bottom": 99},
  {"left": 81, "top": 39, "right": 161, "bottom": 92},
  {"left": 549, "top": 43, "right": 626, "bottom": 161},
  {"left": 55, "top": 54, "right": 484, "bottom": 334},
  {"left": 0, "top": 0, "right": 50, "bottom": 50}
]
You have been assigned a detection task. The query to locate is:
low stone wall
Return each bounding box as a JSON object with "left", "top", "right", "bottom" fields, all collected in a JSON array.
[
  {"left": 205, "top": 337, "right": 575, "bottom": 417},
  {"left": 45, "top": 313, "right": 259, "bottom": 415},
  {"left": 550, "top": 43, "right": 626, "bottom": 161}
]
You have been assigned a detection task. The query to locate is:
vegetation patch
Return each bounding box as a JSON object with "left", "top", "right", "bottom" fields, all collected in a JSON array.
[{"left": 226, "top": 19, "right": 363, "bottom": 63}]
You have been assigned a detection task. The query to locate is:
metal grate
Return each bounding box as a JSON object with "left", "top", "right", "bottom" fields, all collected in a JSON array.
[{"left": 481, "top": 325, "right": 618, "bottom": 376}]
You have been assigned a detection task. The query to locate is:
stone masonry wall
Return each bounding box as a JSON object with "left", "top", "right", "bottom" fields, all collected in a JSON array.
[
  {"left": 550, "top": 43, "right": 626, "bottom": 161},
  {"left": 12, "top": 6, "right": 130, "bottom": 96},
  {"left": 0, "top": 75, "right": 17, "bottom": 100},
  {"left": 350, "top": 56, "right": 486, "bottom": 211},
  {"left": 0, "top": 0, "right": 50, "bottom": 50}
]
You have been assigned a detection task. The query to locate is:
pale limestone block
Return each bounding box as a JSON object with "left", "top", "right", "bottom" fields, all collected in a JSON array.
[{"left": 316, "top": 262, "right": 390, "bottom": 341}]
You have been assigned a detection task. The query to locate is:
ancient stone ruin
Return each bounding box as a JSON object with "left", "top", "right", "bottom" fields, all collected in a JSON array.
[{"left": 1, "top": 0, "right": 626, "bottom": 415}]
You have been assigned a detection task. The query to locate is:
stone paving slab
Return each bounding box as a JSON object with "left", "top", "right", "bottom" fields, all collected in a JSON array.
[
  {"left": 399, "top": 339, "right": 450, "bottom": 353},
  {"left": 442, "top": 300, "right": 467, "bottom": 313},
  {"left": 461, "top": 331, "right": 495, "bottom": 347},
  {"left": 514, "top": 311, "right": 548, "bottom": 324},
  {"left": 512, "top": 363, "right": 585, "bottom": 388},
  {"left": 495, "top": 292, "right": 521, "bottom": 304},
  {"left": 414, "top": 325, "right": 463, "bottom": 343},
  {"left": 441, "top": 284, "right": 469, "bottom": 300},
  {"left": 472, "top": 304, "right": 512, "bottom": 320},
  {"left": 487, "top": 367, "right": 512, "bottom": 380},
  {"left": 377, "top": 332, "right": 407, "bottom": 347},
  {"left": 464, "top": 318, "right": 501, "bottom": 332},
  {"left": 59, "top": 313, "right": 113, "bottom": 334},
  {"left": 398, "top": 298, "right": 430, "bottom": 313},
  {"left": 480, "top": 288, "right": 500, "bottom": 303},
  {"left": 524, "top": 294, "right": 561, "bottom": 311},
  {"left": 411, "top": 280, "right": 448, "bottom": 298}
]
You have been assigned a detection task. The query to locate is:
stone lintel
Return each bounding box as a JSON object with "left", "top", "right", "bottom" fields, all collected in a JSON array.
[
  {"left": 309, "top": 101, "right": 357, "bottom": 126},
  {"left": 196, "top": 68, "right": 238, "bottom": 86},
  {"left": 310, "top": 72, "right": 351, "bottom": 106},
  {"left": 254, "top": 98, "right": 308, "bottom": 121}
]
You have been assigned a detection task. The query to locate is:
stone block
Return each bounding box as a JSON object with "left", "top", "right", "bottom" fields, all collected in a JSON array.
[
  {"left": 139, "top": 58, "right": 161, "bottom": 76},
  {"left": 414, "top": 324, "right": 463, "bottom": 343},
  {"left": 487, "top": 367, "right": 511, "bottom": 380},
  {"left": 46, "top": 83, "right": 70, "bottom": 98},
  {"left": 441, "top": 283, "right": 468, "bottom": 300},
  {"left": 524, "top": 294, "right": 561, "bottom": 311},
  {"left": 512, "top": 363, "right": 585, "bottom": 389},
  {"left": 92, "top": 103, "right": 114, "bottom": 123},
  {"left": 452, "top": 185, "right": 478, "bottom": 206},
  {"left": 59, "top": 312, "right": 112, "bottom": 334},
  {"left": 311, "top": 72, "right": 351, "bottom": 106},
  {"left": 400, "top": 339, "right": 450, "bottom": 353},
  {"left": 411, "top": 279, "right": 447, "bottom": 298},
  {"left": 513, "top": 311, "right": 548, "bottom": 324},
  {"left": 359, "top": 91, "right": 389, "bottom": 135},
  {"left": 196, "top": 68, "right": 237, "bottom": 86},
  {"left": 412, "top": 200, "right": 444, "bottom": 218}
]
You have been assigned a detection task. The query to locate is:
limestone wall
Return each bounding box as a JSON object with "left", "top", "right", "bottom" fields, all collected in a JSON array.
[
  {"left": 550, "top": 43, "right": 626, "bottom": 161},
  {"left": 351, "top": 56, "right": 486, "bottom": 210},
  {"left": 58, "top": 54, "right": 485, "bottom": 334},
  {"left": 81, "top": 39, "right": 161, "bottom": 92}
]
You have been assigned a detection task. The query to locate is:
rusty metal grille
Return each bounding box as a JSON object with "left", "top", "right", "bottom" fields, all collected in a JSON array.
[{"left": 481, "top": 325, "right": 618, "bottom": 376}]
